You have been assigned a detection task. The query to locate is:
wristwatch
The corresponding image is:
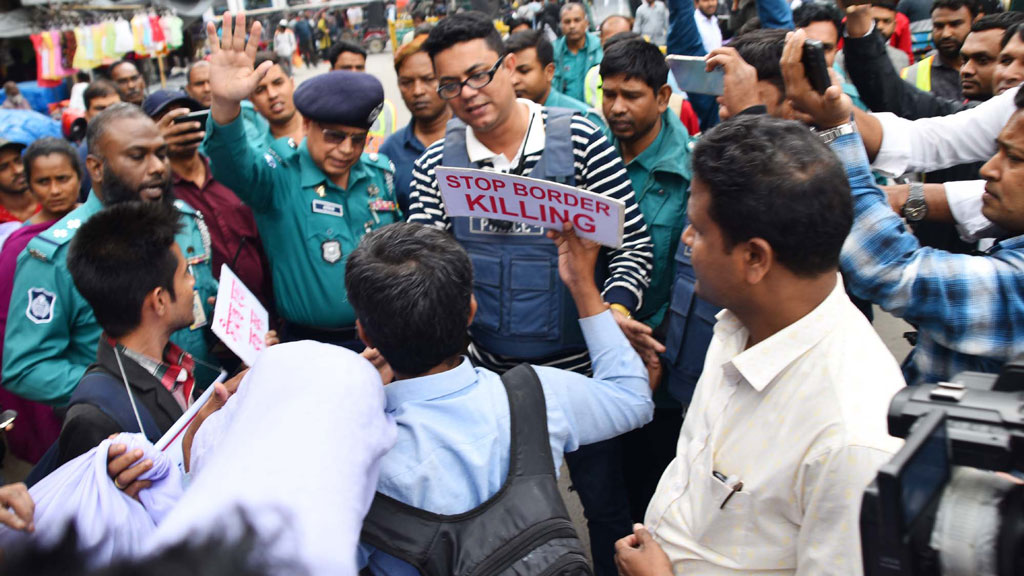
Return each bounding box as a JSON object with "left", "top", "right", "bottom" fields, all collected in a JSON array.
[
  {"left": 814, "top": 121, "right": 857, "bottom": 146},
  {"left": 901, "top": 182, "right": 928, "bottom": 222}
]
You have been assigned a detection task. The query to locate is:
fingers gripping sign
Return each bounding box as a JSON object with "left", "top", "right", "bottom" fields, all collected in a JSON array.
[{"left": 207, "top": 12, "right": 275, "bottom": 125}]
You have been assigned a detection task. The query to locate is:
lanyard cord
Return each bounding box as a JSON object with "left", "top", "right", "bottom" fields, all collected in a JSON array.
[{"left": 113, "top": 346, "right": 147, "bottom": 435}]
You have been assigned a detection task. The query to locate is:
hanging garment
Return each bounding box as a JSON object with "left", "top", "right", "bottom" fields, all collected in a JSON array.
[{"left": 114, "top": 17, "right": 133, "bottom": 55}]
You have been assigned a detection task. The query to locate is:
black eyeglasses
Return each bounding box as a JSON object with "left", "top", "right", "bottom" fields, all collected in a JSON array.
[
  {"left": 437, "top": 55, "right": 506, "bottom": 101},
  {"left": 320, "top": 127, "right": 368, "bottom": 147}
]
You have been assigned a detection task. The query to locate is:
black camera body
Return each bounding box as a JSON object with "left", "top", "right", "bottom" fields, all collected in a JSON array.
[{"left": 861, "top": 359, "right": 1024, "bottom": 576}]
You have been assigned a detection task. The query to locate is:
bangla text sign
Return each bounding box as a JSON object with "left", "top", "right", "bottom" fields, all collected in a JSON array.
[{"left": 436, "top": 167, "right": 625, "bottom": 247}]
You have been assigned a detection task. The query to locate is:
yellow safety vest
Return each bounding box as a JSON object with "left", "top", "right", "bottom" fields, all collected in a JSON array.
[
  {"left": 900, "top": 55, "right": 933, "bottom": 93},
  {"left": 584, "top": 65, "right": 602, "bottom": 110},
  {"left": 366, "top": 98, "right": 398, "bottom": 155}
]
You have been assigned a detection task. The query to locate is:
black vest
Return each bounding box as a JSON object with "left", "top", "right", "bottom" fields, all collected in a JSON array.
[{"left": 360, "top": 364, "right": 593, "bottom": 576}]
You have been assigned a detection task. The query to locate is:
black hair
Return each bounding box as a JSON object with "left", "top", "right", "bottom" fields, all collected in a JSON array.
[
  {"left": 107, "top": 59, "right": 140, "bottom": 79},
  {"left": 871, "top": 0, "right": 899, "bottom": 11},
  {"left": 328, "top": 40, "right": 368, "bottom": 67},
  {"left": 83, "top": 80, "right": 119, "bottom": 110},
  {"left": 1001, "top": 21, "right": 1024, "bottom": 48},
  {"left": 730, "top": 28, "right": 787, "bottom": 96},
  {"left": 423, "top": 11, "right": 505, "bottom": 59},
  {"left": 599, "top": 38, "right": 669, "bottom": 92},
  {"left": 792, "top": 3, "right": 843, "bottom": 35},
  {"left": 974, "top": 0, "right": 1005, "bottom": 15},
  {"left": 603, "top": 31, "right": 643, "bottom": 50},
  {"left": 345, "top": 223, "right": 474, "bottom": 377},
  {"left": 506, "top": 17, "right": 531, "bottom": 30},
  {"left": 67, "top": 201, "right": 183, "bottom": 338},
  {"left": 254, "top": 51, "right": 289, "bottom": 76},
  {"left": 0, "top": 511, "right": 305, "bottom": 576},
  {"left": 974, "top": 11, "right": 1024, "bottom": 32},
  {"left": 86, "top": 102, "right": 151, "bottom": 158},
  {"left": 1017, "top": 82, "right": 1024, "bottom": 108},
  {"left": 22, "top": 137, "right": 81, "bottom": 181},
  {"left": 505, "top": 29, "right": 554, "bottom": 67},
  {"left": 735, "top": 16, "right": 762, "bottom": 36},
  {"left": 932, "top": 0, "right": 978, "bottom": 17},
  {"left": 692, "top": 115, "right": 852, "bottom": 276}
]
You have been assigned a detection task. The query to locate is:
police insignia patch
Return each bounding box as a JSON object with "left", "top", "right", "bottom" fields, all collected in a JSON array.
[
  {"left": 263, "top": 153, "right": 278, "bottom": 169},
  {"left": 322, "top": 240, "right": 342, "bottom": 264},
  {"left": 26, "top": 288, "right": 56, "bottom": 324}
]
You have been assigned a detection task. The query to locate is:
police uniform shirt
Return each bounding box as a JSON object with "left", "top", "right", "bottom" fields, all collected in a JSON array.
[{"left": 204, "top": 113, "right": 400, "bottom": 329}]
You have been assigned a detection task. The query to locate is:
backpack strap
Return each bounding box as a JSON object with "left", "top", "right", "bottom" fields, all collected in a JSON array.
[
  {"left": 26, "top": 368, "right": 161, "bottom": 486},
  {"left": 500, "top": 363, "right": 554, "bottom": 479},
  {"left": 69, "top": 368, "right": 162, "bottom": 440}
]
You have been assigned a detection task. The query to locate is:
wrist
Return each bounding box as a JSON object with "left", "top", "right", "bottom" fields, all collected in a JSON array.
[{"left": 609, "top": 303, "right": 632, "bottom": 319}]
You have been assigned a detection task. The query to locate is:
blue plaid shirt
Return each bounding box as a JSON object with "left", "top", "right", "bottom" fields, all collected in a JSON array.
[{"left": 832, "top": 131, "right": 1024, "bottom": 385}]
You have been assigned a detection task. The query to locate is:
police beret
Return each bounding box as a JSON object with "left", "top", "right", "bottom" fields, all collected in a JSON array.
[{"left": 293, "top": 71, "right": 385, "bottom": 130}]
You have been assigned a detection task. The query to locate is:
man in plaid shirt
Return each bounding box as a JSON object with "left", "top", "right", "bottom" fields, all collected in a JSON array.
[{"left": 781, "top": 31, "right": 1024, "bottom": 386}]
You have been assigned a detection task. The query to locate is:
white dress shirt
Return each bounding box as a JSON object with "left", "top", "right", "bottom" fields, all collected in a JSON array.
[
  {"left": 645, "top": 279, "right": 905, "bottom": 575},
  {"left": 871, "top": 85, "right": 1019, "bottom": 177},
  {"left": 694, "top": 11, "right": 723, "bottom": 52}
]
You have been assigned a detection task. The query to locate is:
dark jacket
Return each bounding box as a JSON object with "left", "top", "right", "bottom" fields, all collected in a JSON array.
[
  {"left": 844, "top": 29, "right": 974, "bottom": 120},
  {"left": 56, "top": 339, "right": 183, "bottom": 465}
]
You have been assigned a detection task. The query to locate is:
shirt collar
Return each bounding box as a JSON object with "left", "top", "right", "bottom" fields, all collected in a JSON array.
[
  {"left": 717, "top": 276, "right": 848, "bottom": 392},
  {"left": 171, "top": 154, "right": 215, "bottom": 189},
  {"left": 465, "top": 99, "right": 546, "bottom": 165},
  {"left": 401, "top": 122, "right": 427, "bottom": 153},
  {"left": 991, "top": 234, "right": 1024, "bottom": 252},
  {"left": 298, "top": 140, "right": 370, "bottom": 191},
  {"left": 384, "top": 357, "right": 477, "bottom": 410},
  {"left": 106, "top": 337, "right": 196, "bottom": 399}
]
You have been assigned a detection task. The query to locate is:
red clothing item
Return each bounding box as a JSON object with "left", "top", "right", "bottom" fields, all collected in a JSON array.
[
  {"left": 0, "top": 220, "right": 62, "bottom": 463},
  {"left": 172, "top": 155, "right": 272, "bottom": 309},
  {"left": 679, "top": 99, "right": 700, "bottom": 136},
  {"left": 0, "top": 203, "right": 41, "bottom": 224},
  {"left": 891, "top": 12, "right": 915, "bottom": 65}
]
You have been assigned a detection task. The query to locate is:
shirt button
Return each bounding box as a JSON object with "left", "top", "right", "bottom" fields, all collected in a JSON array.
[
  {"left": 326, "top": 228, "right": 334, "bottom": 235},
  {"left": 657, "top": 189, "right": 665, "bottom": 195}
]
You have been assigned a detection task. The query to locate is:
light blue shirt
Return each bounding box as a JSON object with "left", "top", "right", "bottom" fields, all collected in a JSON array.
[{"left": 359, "top": 310, "right": 653, "bottom": 574}]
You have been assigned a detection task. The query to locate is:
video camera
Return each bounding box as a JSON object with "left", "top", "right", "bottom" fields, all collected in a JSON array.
[{"left": 861, "top": 358, "right": 1024, "bottom": 576}]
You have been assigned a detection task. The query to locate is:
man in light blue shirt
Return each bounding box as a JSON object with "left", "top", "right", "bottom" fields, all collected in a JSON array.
[{"left": 346, "top": 223, "right": 654, "bottom": 575}]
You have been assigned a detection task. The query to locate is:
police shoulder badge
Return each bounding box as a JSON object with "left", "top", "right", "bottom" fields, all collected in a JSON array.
[{"left": 26, "top": 288, "right": 56, "bottom": 324}]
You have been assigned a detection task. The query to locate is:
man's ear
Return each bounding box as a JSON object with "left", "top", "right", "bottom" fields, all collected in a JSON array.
[
  {"left": 86, "top": 154, "right": 103, "bottom": 189},
  {"left": 544, "top": 62, "right": 555, "bottom": 83},
  {"left": 146, "top": 286, "right": 167, "bottom": 319},
  {"left": 743, "top": 238, "right": 774, "bottom": 285},
  {"left": 656, "top": 83, "right": 672, "bottom": 113},
  {"left": 468, "top": 294, "right": 478, "bottom": 327}
]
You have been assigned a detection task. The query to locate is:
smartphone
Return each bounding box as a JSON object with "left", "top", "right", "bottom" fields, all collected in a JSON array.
[
  {"left": 802, "top": 40, "right": 831, "bottom": 95},
  {"left": 172, "top": 109, "right": 209, "bottom": 132},
  {"left": 667, "top": 55, "right": 725, "bottom": 96}
]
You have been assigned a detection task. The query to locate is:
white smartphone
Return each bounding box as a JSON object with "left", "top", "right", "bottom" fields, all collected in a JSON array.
[{"left": 667, "top": 55, "right": 725, "bottom": 96}]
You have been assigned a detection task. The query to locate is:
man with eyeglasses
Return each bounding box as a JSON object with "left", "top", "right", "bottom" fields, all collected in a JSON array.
[
  {"left": 407, "top": 13, "right": 653, "bottom": 574},
  {"left": 108, "top": 60, "right": 147, "bottom": 107},
  {"left": 204, "top": 13, "right": 401, "bottom": 350}
]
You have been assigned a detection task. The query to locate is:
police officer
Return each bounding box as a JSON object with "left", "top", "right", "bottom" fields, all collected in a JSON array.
[
  {"left": 3, "top": 103, "right": 220, "bottom": 405},
  {"left": 205, "top": 13, "right": 401, "bottom": 349}
]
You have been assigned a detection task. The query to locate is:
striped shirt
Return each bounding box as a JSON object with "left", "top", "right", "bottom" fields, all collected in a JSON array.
[{"left": 408, "top": 107, "right": 654, "bottom": 372}]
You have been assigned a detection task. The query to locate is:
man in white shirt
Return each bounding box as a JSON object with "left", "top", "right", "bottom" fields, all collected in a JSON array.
[
  {"left": 618, "top": 115, "right": 905, "bottom": 575},
  {"left": 693, "top": 0, "right": 723, "bottom": 52}
]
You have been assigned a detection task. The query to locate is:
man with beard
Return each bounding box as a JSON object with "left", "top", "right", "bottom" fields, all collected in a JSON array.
[
  {"left": 900, "top": 0, "right": 975, "bottom": 101},
  {"left": 108, "top": 60, "right": 147, "bottom": 107},
  {"left": 3, "top": 103, "right": 220, "bottom": 405},
  {"left": 380, "top": 35, "right": 452, "bottom": 213},
  {"left": 0, "top": 140, "right": 37, "bottom": 224}
]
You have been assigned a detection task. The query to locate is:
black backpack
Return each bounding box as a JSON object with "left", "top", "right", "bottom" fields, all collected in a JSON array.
[{"left": 360, "top": 363, "right": 593, "bottom": 576}]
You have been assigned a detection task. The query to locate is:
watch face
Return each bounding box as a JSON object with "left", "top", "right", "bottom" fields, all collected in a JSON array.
[{"left": 905, "top": 204, "right": 926, "bottom": 221}]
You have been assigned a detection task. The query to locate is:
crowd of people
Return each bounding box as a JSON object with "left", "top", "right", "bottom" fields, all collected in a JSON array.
[{"left": 0, "top": 0, "right": 1021, "bottom": 574}]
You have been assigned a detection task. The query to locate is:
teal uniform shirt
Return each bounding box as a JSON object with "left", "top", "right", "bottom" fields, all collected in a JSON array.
[
  {"left": 552, "top": 32, "right": 603, "bottom": 103},
  {"left": 543, "top": 89, "right": 608, "bottom": 135},
  {"left": 204, "top": 113, "right": 401, "bottom": 328},
  {"left": 3, "top": 193, "right": 220, "bottom": 405},
  {"left": 609, "top": 109, "right": 693, "bottom": 330}
]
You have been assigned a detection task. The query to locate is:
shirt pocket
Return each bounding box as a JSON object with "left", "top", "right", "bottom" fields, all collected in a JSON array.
[{"left": 691, "top": 471, "right": 752, "bottom": 558}]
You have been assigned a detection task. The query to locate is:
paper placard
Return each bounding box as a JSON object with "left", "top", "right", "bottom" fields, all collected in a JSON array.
[
  {"left": 155, "top": 370, "right": 227, "bottom": 477},
  {"left": 436, "top": 167, "right": 625, "bottom": 248},
  {"left": 211, "top": 265, "right": 269, "bottom": 367}
]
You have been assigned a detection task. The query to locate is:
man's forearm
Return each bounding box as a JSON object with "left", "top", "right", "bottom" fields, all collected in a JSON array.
[{"left": 883, "top": 183, "right": 953, "bottom": 223}]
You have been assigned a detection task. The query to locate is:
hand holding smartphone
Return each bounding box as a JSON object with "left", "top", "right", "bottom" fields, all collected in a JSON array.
[{"left": 801, "top": 40, "right": 831, "bottom": 95}]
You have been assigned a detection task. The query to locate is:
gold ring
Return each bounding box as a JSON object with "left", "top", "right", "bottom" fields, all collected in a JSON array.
[{"left": 113, "top": 478, "right": 125, "bottom": 490}]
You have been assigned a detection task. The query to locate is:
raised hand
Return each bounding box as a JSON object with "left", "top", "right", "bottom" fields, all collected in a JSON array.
[
  {"left": 547, "top": 223, "right": 605, "bottom": 318},
  {"left": 780, "top": 29, "right": 854, "bottom": 129},
  {"left": 705, "top": 46, "right": 762, "bottom": 119},
  {"left": 207, "top": 12, "right": 274, "bottom": 124}
]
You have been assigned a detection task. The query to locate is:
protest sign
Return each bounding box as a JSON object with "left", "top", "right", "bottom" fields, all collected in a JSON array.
[
  {"left": 436, "top": 167, "right": 626, "bottom": 247},
  {"left": 155, "top": 371, "right": 226, "bottom": 477},
  {"left": 211, "top": 265, "right": 269, "bottom": 367}
]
